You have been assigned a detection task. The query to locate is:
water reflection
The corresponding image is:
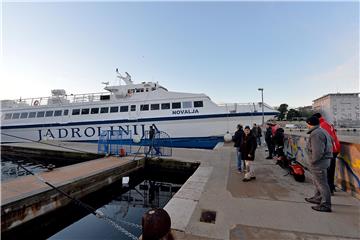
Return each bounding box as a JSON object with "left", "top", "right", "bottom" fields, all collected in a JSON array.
[
  {"left": 1, "top": 158, "right": 48, "bottom": 181},
  {"left": 50, "top": 175, "right": 183, "bottom": 240},
  {"left": 2, "top": 169, "right": 189, "bottom": 240}
]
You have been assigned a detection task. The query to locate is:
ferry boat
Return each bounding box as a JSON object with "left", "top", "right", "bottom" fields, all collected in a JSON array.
[{"left": 1, "top": 71, "right": 278, "bottom": 149}]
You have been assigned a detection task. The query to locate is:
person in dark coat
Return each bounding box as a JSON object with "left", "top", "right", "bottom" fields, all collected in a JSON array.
[
  {"left": 241, "top": 126, "right": 257, "bottom": 182},
  {"left": 265, "top": 123, "right": 274, "bottom": 159},
  {"left": 257, "top": 125, "right": 262, "bottom": 146},
  {"left": 232, "top": 124, "right": 244, "bottom": 172},
  {"left": 273, "top": 127, "right": 285, "bottom": 157}
]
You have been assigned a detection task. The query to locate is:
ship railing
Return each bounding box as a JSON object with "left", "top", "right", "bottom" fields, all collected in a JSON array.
[
  {"left": 218, "top": 102, "right": 275, "bottom": 113},
  {"left": 218, "top": 102, "right": 258, "bottom": 113},
  {"left": 6, "top": 91, "right": 111, "bottom": 107}
]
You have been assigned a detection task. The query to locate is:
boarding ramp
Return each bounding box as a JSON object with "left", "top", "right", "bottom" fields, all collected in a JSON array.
[{"left": 98, "top": 130, "right": 135, "bottom": 156}]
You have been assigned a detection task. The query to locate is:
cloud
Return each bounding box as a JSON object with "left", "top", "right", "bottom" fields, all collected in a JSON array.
[{"left": 306, "top": 56, "right": 359, "bottom": 92}]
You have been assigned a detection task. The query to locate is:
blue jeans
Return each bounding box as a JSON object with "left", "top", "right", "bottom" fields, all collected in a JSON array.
[
  {"left": 257, "top": 137, "right": 261, "bottom": 146},
  {"left": 236, "top": 147, "right": 243, "bottom": 171}
]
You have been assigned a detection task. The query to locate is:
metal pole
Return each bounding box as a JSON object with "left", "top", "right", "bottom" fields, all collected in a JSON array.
[
  {"left": 258, "top": 88, "right": 264, "bottom": 125},
  {"left": 261, "top": 89, "right": 264, "bottom": 125}
]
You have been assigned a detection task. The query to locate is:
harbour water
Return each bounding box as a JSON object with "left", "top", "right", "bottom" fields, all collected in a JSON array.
[
  {"left": 2, "top": 158, "right": 192, "bottom": 240},
  {"left": 1, "top": 156, "right": 82, "bottom": 182},
  {"left": 1, "top": 158, "right": 49, "bottom": 181}
]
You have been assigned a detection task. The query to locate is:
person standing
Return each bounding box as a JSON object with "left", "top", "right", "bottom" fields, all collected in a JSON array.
[
  {"left": 313, "top": 113, "right": 341, "bottom": 194},
  {"left": 265, "top": 123, "right": 274, "bottom": 159},
  {"left": 252, "top": 123, "right": 262, "bottom": 146},
  {"left": 232, "top": 124, "right": 244, "bottom": 172},
  {"left": 241, "top": 126, "right": 257, "bottom": 182},
  {"left": 148, "top": 125, "right": 160, "bottom": 155},
  {"left": 305, "top": 116, "right": 333, "bottom": 212},
  {"left": 257, "top": 125, "right": 262, "bottom": 146}
]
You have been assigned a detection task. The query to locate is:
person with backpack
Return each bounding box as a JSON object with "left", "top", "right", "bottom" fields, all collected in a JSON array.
[
  {"left": 305, "top": 116, "right": 333, "bottom": 212},
  {"left": 312, "top": 113, "right": 341, "bottom": 194},
  {"left": 232, "top": 124, "right": 244, "bottom": 172},
  {"left": 241, "top": 126, "right": 257, "bottom": 182}
]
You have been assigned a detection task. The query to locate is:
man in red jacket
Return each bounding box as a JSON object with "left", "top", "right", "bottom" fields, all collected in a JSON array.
[{"left": 313, "top": 113, "right": 341, "bottom": 194}]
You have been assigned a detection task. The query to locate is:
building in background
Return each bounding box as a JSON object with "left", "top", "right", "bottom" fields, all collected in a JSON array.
[{"left": 312, "top": 93, "right": 360, "bottom": 127}]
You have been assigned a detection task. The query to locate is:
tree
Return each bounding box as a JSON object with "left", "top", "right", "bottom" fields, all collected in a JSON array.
[
  {"left": 298, "top": 106, "right": 314, "bottom": 119},
  {"left": 277, "top": 103, "right": 288, "bottom": 120},
  {"left": 287, "top": 108, "right": 300, "bottom": 120}
]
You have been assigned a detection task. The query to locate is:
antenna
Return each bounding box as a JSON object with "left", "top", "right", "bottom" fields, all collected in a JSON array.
[{"left": 116, "top": 69, "right": 133, "bottom": 85}]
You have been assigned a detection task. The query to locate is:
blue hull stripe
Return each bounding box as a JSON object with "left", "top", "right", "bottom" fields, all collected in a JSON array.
[
  {"left": 1, "top": 112, "right": 277, "bottom": 130},
  {"left": 1, "top": 136, "right": 224, "bottom": 149}
]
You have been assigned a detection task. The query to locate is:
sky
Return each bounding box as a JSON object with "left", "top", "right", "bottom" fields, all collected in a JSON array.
[{"left": 1, "top": 1, "right": 359, "bottom": 108}]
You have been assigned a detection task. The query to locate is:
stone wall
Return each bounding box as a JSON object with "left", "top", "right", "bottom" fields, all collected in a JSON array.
[{"left": 284, "top": 133, "right": 360, "bottom": 198}]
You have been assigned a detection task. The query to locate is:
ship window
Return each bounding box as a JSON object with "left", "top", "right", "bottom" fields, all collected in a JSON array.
[
  {"left": 120, "top": 106, "right": 129, "bottom": 112},
  {"left": 140, "top": 88, "right": 144, "bottom": 92},
  {"left": 37, "top": 111, "right": 45, "bottom": 118},
  {"left": 72, "top": 109, "right": 80, "bottom": 115},
  {"left": 194, "top": 101, "right": 203, "bottom": 108},
  {"left": 54, "top": 110, "right": 62, "bottom": 116},
  {"left": 140, "top": 104, "right": 149, "bottom": 111},
  {"left": 100, "top": 107, "right": 109, "bottom": 113},
  {"left": 151, "top": 104, "right": 160, "bottom": 110},
  {"left": 136, "top": 89, "right": 140, "bottom": 93},
  {"left": 12, "top": 113, "right": 20, "bottom": 119},
  {"left": 146, "top": 88, "right": 149, "bottom": 92},
  {"left": 110, "top": 106, "right": 119, "bottom": 113},
  {"left": 81, "top": 108, "right": 90, "bottom": 115},
  {"left": 46, "top": 111, "right": 54, "bottom": 117},
  {"left": 100, "top": 95, "right": 110, "bottom": 100},
  {"left": 29, "top": 112, "right": 36, "bottom": 118},
  {"left": 64, "top": 109, "right": 69, "bottom": 116},
  {"left": 91, "top": 108, "right": 99, "bottom": 114},
  {"left": 131, "top": 105, "right": 136, "bottom": 111},
  {"left": 182, "top": 101, "right": 192, "bottom": 108},
  {"left": 5, "top": 113, "right": 12, "bottom": 119},
  {"left": 172, "top": 102, "right": 181, "bottom": 109},
  {"left": 20, "top": 112, "right": 28, "bottom": 119},
  {"left": 161, "top": 103, "right": 170, "bottom": 110}
]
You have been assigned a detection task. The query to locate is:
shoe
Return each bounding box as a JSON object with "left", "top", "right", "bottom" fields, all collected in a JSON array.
[
  {"left": 311, "top": 205, "right": 332, "bottom": 212},
  {"left": 305, "top": 197, "right": 321, "bottom": 204},
  {"left": 243, "top": 178, "right": 251, "bottom": 182},
  {"left": 250, "top": 176, "right": 256, "bottom": 180},
  {"left": 237, "top": 170, "right": 242, "bottom": 173},
  {"left": 266, "top": 156, "right": 272, "bottom": 159}
]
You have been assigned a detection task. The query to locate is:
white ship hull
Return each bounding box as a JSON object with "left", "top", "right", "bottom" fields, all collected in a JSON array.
[{"left": 2, "top": 113, "right": 274, "bottom": 149}]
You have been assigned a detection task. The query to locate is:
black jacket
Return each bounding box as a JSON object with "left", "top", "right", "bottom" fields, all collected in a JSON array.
[
  {"left": 265, "top": 127, "right": 272, "bottom": 142},
  {"left": 273, "top": 128, "right": 284, "bottom": 146},
  {"left": 240, "top": 132, "right": 257, "bottom": 161},
  {"left": 232, "top": 129, "right": 243, "bottom": 148}
]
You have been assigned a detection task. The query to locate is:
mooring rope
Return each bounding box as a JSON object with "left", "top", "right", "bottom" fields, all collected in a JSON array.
[
  {"left": 1, "top": 132, "right": 147, "bottom": 163},
  {"left": 1, "top": 132, "right": 94, "bottom": 154},
  {"left": 4, "top": 155, "right": 142, "bottom": 239}
]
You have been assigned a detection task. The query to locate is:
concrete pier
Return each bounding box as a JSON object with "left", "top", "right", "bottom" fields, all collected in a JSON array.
[
  {"left": 164, "top": 144, "right": 360, "bottom": 240},
  {"left": 1, "top": 155, "right": 145, "bottom": 233},
  {"left": 2, "top": 140, "right": 359, "bottom": 239}
]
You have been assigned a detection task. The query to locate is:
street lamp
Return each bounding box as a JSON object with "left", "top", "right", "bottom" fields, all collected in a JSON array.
[{"left": 258, "top": 88, "right": 264, "bottom": 125}]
